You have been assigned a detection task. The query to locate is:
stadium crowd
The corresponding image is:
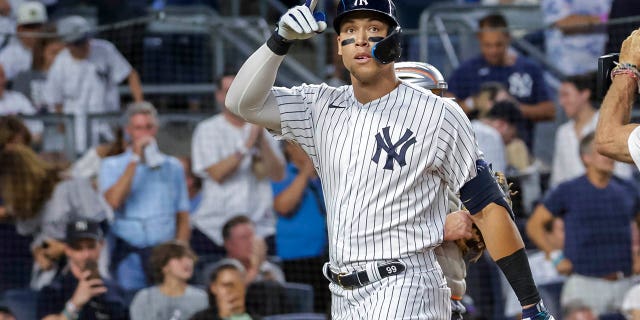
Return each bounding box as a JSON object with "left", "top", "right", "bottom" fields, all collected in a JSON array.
[{"left": 0, "top": 0, "right": 639, "bottom": 320}]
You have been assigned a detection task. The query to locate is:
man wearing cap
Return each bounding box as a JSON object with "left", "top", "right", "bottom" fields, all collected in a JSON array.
[
  {"left": 0, "top": 1, "right": 47, "bottom": 81},
  {"left": 37, "top": 219, "right": 128, "bottom": 320},
  {"left": 43, "top": 15, "right": 143, "bottom": 153}
]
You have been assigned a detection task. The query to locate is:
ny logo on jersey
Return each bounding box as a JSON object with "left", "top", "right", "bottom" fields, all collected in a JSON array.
[
  {"left": 353, "top": 0, "right": 368, "bottom": 6},
  {"left": 372, "top": 127, "right": 417, "bottom": 170}
]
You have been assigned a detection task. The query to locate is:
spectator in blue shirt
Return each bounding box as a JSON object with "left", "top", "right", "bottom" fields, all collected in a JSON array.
[
  {"left": 448, "top": 13, "right": 555, "bottom": 148},
  {"left": 271, "top": 141, "right": 329, "bottom": 312},
  {"left": 527, "top": 132, "right": 640, "bottom": 316},
  {"left": 99, "top": 101, "right": 190, "bottom": 291}
]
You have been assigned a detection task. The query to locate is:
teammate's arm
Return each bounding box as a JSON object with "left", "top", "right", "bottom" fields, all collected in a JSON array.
[
  {"left": 225, "top": 1, "right": 326, "bottom": 132},
  {"left": 595, "top": 28, "right": 640, "bottom": 163}
]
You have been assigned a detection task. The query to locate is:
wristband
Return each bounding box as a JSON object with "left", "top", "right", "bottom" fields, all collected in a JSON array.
[
  {"left": 611, "top": 62, "right": 640, "bottom": 93},
  {"left": 64, "top": 301, "right": 79, "bottom": 320},
  {"left": 267, "top": 30, "right": 293, "bottom": 56},
  {"left": 551, "top": 251, "right": 564, "bottom": 268}
]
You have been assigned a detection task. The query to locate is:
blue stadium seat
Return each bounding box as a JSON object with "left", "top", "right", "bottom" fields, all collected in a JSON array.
[
  {"left": 282, "top": 282, "right": 314, "bottom": 313},
  {"left": 262, "top": 313, "right": 327, "bottom": 320}
]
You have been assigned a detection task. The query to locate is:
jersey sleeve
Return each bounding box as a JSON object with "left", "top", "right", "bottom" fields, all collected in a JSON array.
[
  {"left": 103, "top": 40, "right": 132, "bottom": 84},
  {"left": 43, "top": 58, "right": 64, "bottom": 107},
  {"left": 542, "top": 184, "right": 567, "bottom": 217},
  {"left": 447, "top": 64, "right": 472, "bottom": 100},
  {"left": 435, "top": 99, "right": 482, "bottom": 191},
  {"left": 270, "top": 83, "right": 322, "bottom": 158},
  {"left": 530, "top": 62, "right": 551, "bottom": 103}
]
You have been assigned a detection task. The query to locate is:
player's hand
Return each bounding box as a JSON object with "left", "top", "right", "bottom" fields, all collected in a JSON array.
[
  {"left": 620, "top": 28, "right": 640, "bottom": 67},
  {"left": 277, "top": 0, "right": 327, "bottom": 41},
  {"left": 70, "top": 270, "right": 107, "bottom": 309},
  {"left": 444, "top": 210, "right": 474, "bottom": 241}
]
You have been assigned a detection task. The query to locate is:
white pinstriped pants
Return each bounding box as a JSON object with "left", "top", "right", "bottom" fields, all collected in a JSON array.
[{"left": 329, "top": 250, "right": 451, "bottom": 320}]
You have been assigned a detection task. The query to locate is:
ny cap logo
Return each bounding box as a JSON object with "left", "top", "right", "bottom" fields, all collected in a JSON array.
[
  {"left": 353, "top": 0, "right": 368, "bottom": 6},
  {"left": 372, "top": 126, "right": 416, "bottom": 170},
  {"left": 75, "top": 221, "right": 88, "bottom": 231}
]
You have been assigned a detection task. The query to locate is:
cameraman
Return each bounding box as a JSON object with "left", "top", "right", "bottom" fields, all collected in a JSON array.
[
  {"left": 595, "top": 28, "right": 640, "bottom": 168},
  {"left": 37, "top": 220, "right": 128, "bottom": 320}
]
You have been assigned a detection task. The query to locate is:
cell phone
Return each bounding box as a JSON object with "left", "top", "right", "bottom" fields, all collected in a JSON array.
[
  {"left": 597, "top": 53, "right": 619, "bottom": 101},
  {"left": 84, "top": 260, "right": 101, "bottom": 280}
]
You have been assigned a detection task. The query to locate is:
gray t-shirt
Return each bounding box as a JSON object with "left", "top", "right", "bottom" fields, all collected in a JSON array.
[
  {"left": 15, "top": 177, "right": 112, "bottom": 248},
  {"left": 130, "top": 285, "right": 209, "bottom": 320}
]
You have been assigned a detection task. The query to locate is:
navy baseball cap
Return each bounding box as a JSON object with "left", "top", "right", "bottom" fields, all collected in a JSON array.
[{"left": 66, "top": 220, "right": 103, "bottom": 244}]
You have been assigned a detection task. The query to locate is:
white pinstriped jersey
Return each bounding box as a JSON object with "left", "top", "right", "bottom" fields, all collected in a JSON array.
[{"left": 271, "top": 81, "right": 482, "bottom": 268}]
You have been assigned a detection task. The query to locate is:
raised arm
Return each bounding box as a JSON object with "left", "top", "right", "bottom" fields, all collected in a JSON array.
[
  {"left": 595, "top": 28, "right": 640, "bottom": 163},
  {"left": 225, "top": 0, "right": 326, "bottom": 132}
]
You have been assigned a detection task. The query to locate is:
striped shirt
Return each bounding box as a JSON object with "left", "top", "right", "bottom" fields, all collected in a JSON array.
[{"left": 271, "top": 81, "right": 481, "bottom": 268}]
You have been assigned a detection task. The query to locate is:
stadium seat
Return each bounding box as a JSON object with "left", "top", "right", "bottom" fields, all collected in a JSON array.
[{"left": 282, "top": 282, "right": 315, "bottom": 313}]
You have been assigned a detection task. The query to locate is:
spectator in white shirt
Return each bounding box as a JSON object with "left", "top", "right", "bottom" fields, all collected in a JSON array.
[
  {"left": 190, "top": 73, "right": 285, "bottom": 256},
  {"left": 550, "top": 73, "right": 633, "bottom": 188},
  {"left": 0, "top": 64, "right": 42, "bottom": 140},
  {"left": 43, "top": 15, "right": 143, "bottom": 153},
  {"left": 0, "top": 1, "right": 47, "bottom": 81}
]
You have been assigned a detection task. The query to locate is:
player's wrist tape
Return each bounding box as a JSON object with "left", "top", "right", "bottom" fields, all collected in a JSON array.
[
  {"left": 267, "top": 30, "right": 293, "bottom": 56},
  {"left": 322, "top": 260, "right": 406, "bottom": 289}
]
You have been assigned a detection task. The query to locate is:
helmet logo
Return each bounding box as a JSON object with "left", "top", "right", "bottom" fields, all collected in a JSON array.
[{"left": 353, "top": 0, "right": 368, "bottom": 6}]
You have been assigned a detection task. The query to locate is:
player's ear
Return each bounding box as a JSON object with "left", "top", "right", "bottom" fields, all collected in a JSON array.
[{"left": 337, "top": 36, "right": 343, "bottom": 56}]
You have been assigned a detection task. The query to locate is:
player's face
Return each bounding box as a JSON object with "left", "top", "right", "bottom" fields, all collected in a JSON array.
[
  {"left": 337, "top": 14, "right": 392, "bottom": 84},
  {"left": 477, "top": 30, "right": 509, "bottom": 66},
  {"left": 127, "top": 113, "right": 158, "bottom": 143},
  {"left": 162, "top": 255, "right": 195, "bottom": 282},
  {"left": 559, "top": 82, "right": 590, "bottom": 119}
]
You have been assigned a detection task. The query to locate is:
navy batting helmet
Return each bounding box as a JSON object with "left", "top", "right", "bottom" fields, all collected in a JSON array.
[
  {"left": 333, "top": 0, "right": 399, "bottom": 32},
  {"left": 395, "top": 62, "right": 448, "bottom": 96},
  {"left": 333, "top": 0, "right": 402, "bottom": 64}
]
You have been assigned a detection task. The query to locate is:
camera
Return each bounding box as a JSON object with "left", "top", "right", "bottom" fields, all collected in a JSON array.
[{"left": 597, "top": 53, "right": 619, "bottom": 100}]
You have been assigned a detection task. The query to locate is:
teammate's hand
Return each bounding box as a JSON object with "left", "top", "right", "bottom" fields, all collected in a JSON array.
[
  {"left": 620, "top": 28, "right": 640, "bottom": 67},
  {"left": 277, "top": 0, "right": 327, "bottom": 41},
  {"left": 444, "top": 210, "right": 474, "bottom": 241}
]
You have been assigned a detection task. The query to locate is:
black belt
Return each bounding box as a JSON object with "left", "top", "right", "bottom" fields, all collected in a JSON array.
[{"left": 323, "top": 260, "right": 406, "bottom": 289}]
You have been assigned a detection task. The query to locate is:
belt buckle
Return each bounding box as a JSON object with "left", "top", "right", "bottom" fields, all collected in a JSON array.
[{"left": 337, "top": 272, "right": 348, "bottom": 288}]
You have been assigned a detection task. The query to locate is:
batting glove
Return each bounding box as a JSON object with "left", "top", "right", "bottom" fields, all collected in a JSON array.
[{"left": 277, "top": 0, "right": 327, "bottom": 41}]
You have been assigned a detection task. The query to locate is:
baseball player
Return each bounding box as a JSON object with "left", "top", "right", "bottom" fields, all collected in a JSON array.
[{"left": 225, "top": 1, "right": 554, "bottom": 319}]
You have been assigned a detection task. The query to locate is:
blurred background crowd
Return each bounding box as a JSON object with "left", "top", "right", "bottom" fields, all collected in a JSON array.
[{"left": 0, "top": 0, "right": 639, "bottom": 319}]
